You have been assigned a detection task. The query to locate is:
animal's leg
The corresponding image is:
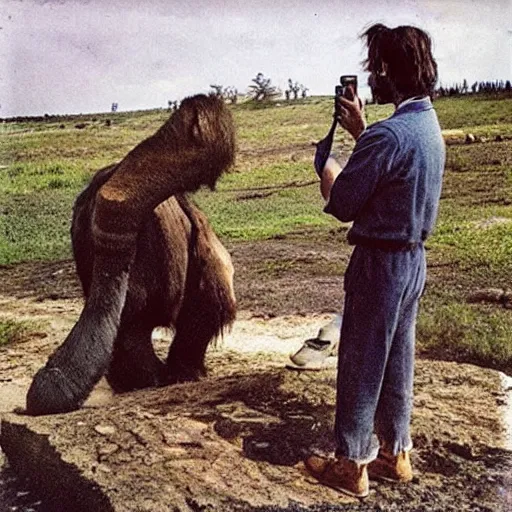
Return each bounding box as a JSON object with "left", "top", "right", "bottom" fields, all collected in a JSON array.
[
  {"left": 106, "top": 319, "right": 166, "bottom": 393},
  {"left": 165, "top": 229, "right": 236, "bottom": 384},
  {"left": 165, "top": 299, "right": 220, "bottom": 384}
]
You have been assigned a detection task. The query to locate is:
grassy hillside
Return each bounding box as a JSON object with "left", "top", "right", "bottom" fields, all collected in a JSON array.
[
  {"left": 1, "top": 95, "right": 511, "bottom": 373},
  {"left": 2, "top": 96, "right": 511, "bottom": 260}
]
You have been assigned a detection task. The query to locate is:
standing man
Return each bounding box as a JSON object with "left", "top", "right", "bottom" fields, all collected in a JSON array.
[{"left": 304, "top": 24, "right": 445, "bottom": 498}]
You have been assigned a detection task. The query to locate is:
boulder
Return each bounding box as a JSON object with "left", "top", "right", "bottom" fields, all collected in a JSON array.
[{"left": 1, "top": 355, "right": 510, "bottom": 511}]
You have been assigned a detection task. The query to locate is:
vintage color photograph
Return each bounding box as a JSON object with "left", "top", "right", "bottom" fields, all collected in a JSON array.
[{"left": 0, "top": 1, "right": 511, "bottom": 511}]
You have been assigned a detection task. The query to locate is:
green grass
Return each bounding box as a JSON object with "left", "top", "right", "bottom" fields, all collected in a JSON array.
[
  {"left": 434, "top": 94, "right": 512, "bottom": 132},
  {"left": 197, "top": 185, "right": 335, "bottom": 240},
  {"left": 0, "top": 319, "right": 41, "bottom": 348},
  {"left": 418, "top": 296, "right": 512, "bottom": 374},
  {"left": 1, "top": 95, "right": 511, "bottom": 373},
  {"left": 195, "top": 161, "right": 338, "bottom": 240},
  {"left": 0, "top": 190, "right": 75, "bottom": 264}
]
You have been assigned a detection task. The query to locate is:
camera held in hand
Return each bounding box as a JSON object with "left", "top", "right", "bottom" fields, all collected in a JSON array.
[
  {"left": 335, "top": 75, "right": 358, "bottom": 100},
  {"left": 314, "top": 76, "right": 359, "bottom": 179},
  {"left": 335, "top": 75, "right": 358, "bottom": 117}
]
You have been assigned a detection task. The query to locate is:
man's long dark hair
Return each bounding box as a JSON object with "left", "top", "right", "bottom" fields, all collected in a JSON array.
[{"left": 362, "top": 24, "right": 438, "bottom": 99}]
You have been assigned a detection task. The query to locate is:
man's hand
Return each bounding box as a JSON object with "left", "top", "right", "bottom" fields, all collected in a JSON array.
[{"left": 335, "top": 90, "right": 366, "bottom": 141}]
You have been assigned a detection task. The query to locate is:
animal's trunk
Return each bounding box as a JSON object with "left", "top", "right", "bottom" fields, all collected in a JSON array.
[
  {"left": 26, "top": 250, "right": 132, "bottom": 415},
  {"left": 92, "top": 95, "right": 235, "bottom": 252}
]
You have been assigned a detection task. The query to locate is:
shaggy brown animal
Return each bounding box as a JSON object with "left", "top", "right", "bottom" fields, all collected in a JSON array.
[{"left": 26, "top": 94, "right": 237, "bottom": 415}]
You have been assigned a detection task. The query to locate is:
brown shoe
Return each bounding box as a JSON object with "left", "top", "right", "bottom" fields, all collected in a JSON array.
[
  {"left": 368, "top": 449, "right": 413, "bottom": 483},
  {"left": 304, "top": 454, "right": 369, "bottom": 498}
]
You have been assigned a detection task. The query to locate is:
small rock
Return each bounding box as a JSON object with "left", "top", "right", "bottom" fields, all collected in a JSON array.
[
  {"left": 97, "top": 463, "right": 112, "bottom": 473},
  {"left": 94, "top": 424, "right": 116, "bottom": 436},
  {"left": 98, "top": 443, "right": 120, "bottom": 457}
]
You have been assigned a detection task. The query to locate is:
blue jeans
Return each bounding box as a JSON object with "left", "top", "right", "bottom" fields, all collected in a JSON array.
[{"left": 334, "top": 244, "right": 426, "bottom": 463}]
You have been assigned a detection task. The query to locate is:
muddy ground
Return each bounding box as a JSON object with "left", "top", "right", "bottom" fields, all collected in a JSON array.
[{"left": 1, "top": 237, "right": 511, "bottom": 511}]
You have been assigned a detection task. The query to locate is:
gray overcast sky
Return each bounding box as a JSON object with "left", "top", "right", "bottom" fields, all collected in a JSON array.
[{"left": 1, "top": 0, "right": 511, "bottom": 117}]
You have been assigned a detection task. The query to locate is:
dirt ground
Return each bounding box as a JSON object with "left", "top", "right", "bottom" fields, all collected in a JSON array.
[{"left": 1, "top": 238, "right": 511, "bottom": 511}]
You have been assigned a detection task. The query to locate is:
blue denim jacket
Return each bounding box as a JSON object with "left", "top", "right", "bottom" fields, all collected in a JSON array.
[{"left": 324, "top": 97, "right": 445, "bottom": 243}]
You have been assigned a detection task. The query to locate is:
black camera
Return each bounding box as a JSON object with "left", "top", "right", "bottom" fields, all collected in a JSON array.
[{"left": 335, "top": 75, "right": 358, "bottom": 100}]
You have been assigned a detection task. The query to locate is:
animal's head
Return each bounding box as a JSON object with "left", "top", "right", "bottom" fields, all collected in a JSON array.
[{"left": 161, "top": 94, "right": 236, "bottom": 190}]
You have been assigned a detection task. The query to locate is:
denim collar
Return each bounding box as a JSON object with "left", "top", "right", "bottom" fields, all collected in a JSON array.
[{"left": 392, "top": 97, "right": 433, "bottom": 116}]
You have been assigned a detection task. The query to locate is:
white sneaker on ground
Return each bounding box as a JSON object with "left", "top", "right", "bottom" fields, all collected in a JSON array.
[{"left": 286, "top": 314, "right": 342, "bottom": 370}]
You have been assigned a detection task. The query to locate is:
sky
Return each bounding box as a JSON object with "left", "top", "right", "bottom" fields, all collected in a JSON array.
[{"left": 1, "top": 0, "right": 511, "bottom": 117}]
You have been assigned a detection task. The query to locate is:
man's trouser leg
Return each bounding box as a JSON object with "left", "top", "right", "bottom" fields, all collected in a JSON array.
[
  {"left": 334, "top": 245, "right": 426, "bottom": 463},
  {"left": 374, "top": 253, "right": 425, "bottom": 453}
]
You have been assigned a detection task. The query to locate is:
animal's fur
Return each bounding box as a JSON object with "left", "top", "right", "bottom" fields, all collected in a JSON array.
[{"left": 26, "top": 94, "right": 237, "bottom": 415}]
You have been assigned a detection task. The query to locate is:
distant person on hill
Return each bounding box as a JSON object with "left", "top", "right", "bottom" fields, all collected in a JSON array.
[{"left": 303, "top": 24, "right": 445, "bottom": 498}]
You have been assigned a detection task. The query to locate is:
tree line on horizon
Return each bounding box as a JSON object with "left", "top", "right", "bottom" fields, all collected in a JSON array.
[
  {"left": 164, "top": 73, "right": 308, "bottom": 110},
  {"left": 4, "top": 74, "right": 511, "bottom": 122},
  {"left": 199, "top": 74, "right": 512, "bottom": 107},
  {"left": 435, "top": 79, "right": 511, "bottom": 98},
  {"left": 205, "top": 73, "right": 308, "bottom": 104}
]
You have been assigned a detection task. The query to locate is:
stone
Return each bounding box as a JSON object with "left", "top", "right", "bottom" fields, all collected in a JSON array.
[
  {"left": 94, "top": 424, "right": 116, "bottom": 436},
  {"left": 1, "top": 359, "right": 509, "bottom": 511}
]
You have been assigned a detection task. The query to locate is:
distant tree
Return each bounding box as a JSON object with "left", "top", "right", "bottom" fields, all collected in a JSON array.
[
  {"left": 247, "top": 73, "right": 281, "bottom": 102},
  {"left": 436, "top": 78, "right": 512, "bottom": 98},
  {"left": 209, "top": 84, "right": 224, "bottom": 98},
  {"left": 224, "top": 86, "right": 239, "bottom": 104},
  {"left": 287, "top": 79, "right": 301, "bottom": 100},
  {"left": 208, "top": 85, "right": 239, "bottom": 103},
  {"left": 300, "top": 84, "right": 309, "bottom": 98}
]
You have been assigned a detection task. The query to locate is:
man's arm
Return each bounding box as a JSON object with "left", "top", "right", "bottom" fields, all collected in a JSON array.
[
  {"left": 324, "top": 127, "right": 399, "bottom": 222},
  {"left": 320, "top": 157, "right": 342, "bottom": 201}
]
